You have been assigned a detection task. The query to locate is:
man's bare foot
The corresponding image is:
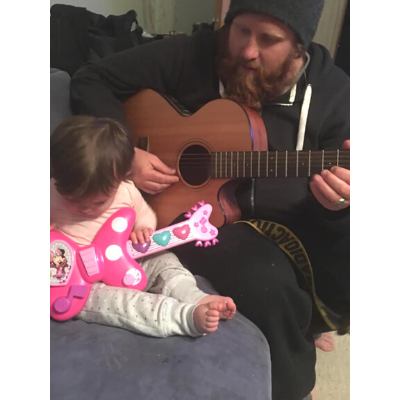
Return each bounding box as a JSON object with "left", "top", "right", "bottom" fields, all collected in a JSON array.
[
  {"left": 315, "top": 332, "right": 335, "bottom": 352},
  {"left": 194, "top": 301, "right": 234, "bottom": 334},
  {"left": 198, "top": 295, "right": 236, "bottom": 319}
]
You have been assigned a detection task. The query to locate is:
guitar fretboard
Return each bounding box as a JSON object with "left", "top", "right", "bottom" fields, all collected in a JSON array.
[{"left": 211, "top": 150, "right": 350, "bottom": 178}]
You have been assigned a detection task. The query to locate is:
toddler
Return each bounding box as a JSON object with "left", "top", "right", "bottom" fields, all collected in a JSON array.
[{"left": 50, "top": 116, "right": 236, "bottom": 337}]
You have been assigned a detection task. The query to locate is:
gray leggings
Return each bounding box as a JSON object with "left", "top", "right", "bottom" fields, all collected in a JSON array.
[{"left": 76, "top": 251, "right": 208, "bottom": 337}]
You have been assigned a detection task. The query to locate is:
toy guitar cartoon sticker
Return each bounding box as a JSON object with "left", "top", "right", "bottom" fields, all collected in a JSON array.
[
  {"left": 50, "top": 246, "right": 72, "bottom": 284},
  {"left": 50, "top": 201, "right": 218, "bottom": 321}
]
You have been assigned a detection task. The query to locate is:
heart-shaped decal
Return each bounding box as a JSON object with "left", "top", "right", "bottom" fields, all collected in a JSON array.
[
  {"left": 153, "top": 231, "right": 171, "bottom": 247},
  {"left": 132, "top": 241, "right": 151, "bottom": 254},
  {"left": 172, "top": 224, "right": 190, "bottom": 240}
]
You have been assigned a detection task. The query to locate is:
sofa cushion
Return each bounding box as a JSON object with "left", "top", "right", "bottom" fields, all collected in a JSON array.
[
  {"left": 50, "top": 68, "right": 72, "bottom": 133},
  {"left": 51, "top": 277, "right": 271, "bottom": 400}
]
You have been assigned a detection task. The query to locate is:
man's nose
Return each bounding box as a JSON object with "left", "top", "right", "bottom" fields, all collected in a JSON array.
[{"left": 241, "top": 37, "right": 259, "bottom": 60}]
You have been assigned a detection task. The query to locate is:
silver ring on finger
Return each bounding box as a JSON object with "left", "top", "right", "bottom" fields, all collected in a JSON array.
[{"left": 334, "top": 197, "right": 346, "bottom": 208}]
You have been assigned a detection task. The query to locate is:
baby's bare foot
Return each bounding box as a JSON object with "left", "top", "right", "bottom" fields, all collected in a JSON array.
[
  {"left": 194, "top": 301, "right": 232, "bottom": 334},
  {"left": 198, "top": 295, "right": 236, "bottom": 319}
]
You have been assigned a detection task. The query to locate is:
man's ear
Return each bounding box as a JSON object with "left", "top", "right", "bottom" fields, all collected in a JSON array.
[{"left": 294, "top": 44, "right": 306, "bottom": 59}]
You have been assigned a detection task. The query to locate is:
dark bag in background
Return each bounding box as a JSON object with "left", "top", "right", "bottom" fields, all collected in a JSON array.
[{"left": 50, "top": 4, "right": 146, "bottom": 76}]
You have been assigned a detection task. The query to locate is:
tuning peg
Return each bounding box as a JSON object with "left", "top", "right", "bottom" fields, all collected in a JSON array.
[
  {"left": 204, "top": 241, "right": 211, "bottom": 248},
  {"left": 184, "top": 211, "right": 192, "bottom": 218},
  {"left": 195, "top": 241, "right": 203, "bottom": 247},
  {"left": 191, "top": 205, "right": 198, "bottom": 211},
  {"left": 212, "top": 239, "right": 219, "bottom": 246},
  {"left": 198, "top": 200, "right": 205, "bottom": 206}
]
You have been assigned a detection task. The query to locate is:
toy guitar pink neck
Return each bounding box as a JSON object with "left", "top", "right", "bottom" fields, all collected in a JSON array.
[{"left": 128, "top": 201, "right": 219, "bottom": 259}]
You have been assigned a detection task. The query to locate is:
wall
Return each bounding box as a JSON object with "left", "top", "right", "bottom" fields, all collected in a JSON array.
[
  {"left": 174, "top": 0, "right": 215, "bottom": 34},
  {"left": 313, "top": 0, "right": 348, "bottom": 57}
]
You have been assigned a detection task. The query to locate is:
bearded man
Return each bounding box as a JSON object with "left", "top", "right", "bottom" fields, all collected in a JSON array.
[{"left": 70, "top": 1, "right": 350, "bottom": 399}]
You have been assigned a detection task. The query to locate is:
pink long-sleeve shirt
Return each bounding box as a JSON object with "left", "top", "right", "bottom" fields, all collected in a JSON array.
[{"left": 50, "top": 179, "right": 157, "bottom": 247}]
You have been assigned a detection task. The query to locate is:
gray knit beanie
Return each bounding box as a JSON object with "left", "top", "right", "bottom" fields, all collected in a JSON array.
[{"left": 224, "top": 0, "right": 325, "bottom": 49}]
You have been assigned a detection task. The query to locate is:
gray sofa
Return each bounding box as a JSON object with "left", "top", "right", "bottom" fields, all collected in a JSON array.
[{"left": 50, "top": 68, "right": 272, "bottom": 400}]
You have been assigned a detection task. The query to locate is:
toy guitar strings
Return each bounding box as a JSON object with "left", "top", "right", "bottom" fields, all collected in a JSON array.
[{"left": 50, "top": 201, "right": 219, "bottom": 321}]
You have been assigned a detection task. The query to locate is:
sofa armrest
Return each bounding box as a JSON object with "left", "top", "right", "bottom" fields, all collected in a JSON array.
[{"left": 50, "top": 68, "right": 72, "bottom": 134}]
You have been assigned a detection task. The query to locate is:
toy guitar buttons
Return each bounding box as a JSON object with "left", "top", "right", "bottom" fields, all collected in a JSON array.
[
  {"left": 126, "top": 201, "right": 219, "bottom": 259},
  {"left": 53, "top": 285, "right": 88, "bottom": 314},
  {"left": 172, "top": 225, "right": 190, "bottom": 240},
  {"left": 187, "top": 201, "right": 219, "bottom": 248}
]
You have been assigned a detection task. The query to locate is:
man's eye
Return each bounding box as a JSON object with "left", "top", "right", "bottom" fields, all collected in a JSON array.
[
  {"left": 259, "top": 34, "right": 282, "bottom": 46},
  {"left": 95, "top": 201, "right": 105, "bottom": 205}
]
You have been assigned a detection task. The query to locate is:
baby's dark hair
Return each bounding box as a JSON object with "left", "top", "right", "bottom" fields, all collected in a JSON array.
[{"left": 50, "top": 116, "right": 134, "bottom": 200}]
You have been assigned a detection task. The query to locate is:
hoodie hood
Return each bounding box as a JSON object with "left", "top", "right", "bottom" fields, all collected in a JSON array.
[{"left": 264, "top": 42, "right": 346, "bottom": 150}]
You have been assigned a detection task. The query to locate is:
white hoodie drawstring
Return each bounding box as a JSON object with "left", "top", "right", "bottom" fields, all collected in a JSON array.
[
  {"left": 296, "top": 84, "right": 312, "bottom": 151},
  {"left": 218, "top": 79, "right": 313, "bottom": 216},
  {"left": 289, "top": 84, "right": 297, "bottom": 104}
]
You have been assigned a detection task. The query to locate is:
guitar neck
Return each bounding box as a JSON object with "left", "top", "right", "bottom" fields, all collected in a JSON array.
[{"left": 211, "top": 150, "right": 350, "bottom": 178}]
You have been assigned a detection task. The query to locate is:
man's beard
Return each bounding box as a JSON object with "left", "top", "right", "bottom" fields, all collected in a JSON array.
[{"left": 216, "top": 28, "right": 301, "bottom": 110}]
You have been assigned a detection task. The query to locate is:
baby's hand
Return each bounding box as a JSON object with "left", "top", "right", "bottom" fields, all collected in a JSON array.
[{"left": 130, "top": 228, "right": 153, "bottom": 245}]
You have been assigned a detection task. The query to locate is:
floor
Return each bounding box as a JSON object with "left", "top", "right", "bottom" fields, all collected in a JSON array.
[{"left": 314, "top": 333, "right": 350, "bottom": 400}]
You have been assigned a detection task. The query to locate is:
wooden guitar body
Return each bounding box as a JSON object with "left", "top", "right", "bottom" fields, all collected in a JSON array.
[{"left": 124, "top": 89, "right": 268, "bottom": 229}]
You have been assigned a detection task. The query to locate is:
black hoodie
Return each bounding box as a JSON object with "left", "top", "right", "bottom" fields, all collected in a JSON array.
[{"left": 70, "top": 28, "right": 350, "bottom": 253}]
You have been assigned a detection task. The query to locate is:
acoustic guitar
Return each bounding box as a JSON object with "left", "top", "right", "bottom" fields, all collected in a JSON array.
[{"left": 123, "top": 89, "right": 350, "bottom": 229}]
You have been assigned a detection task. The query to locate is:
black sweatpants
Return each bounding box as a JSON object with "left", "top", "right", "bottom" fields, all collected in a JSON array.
[{"left": 172, "top": 223, "right": 317, "bottom": 400}]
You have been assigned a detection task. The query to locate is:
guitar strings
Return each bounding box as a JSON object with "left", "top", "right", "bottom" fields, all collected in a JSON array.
[
  {"left": 155, "top": 151, "right": 350, "bottom": 171},
  {"left": 160, "top": 155, "right": 350, "bottom": 168},
  {"left": 176, "top": 153, "right": 350, "bottom": 162},
  {"left": 178, "top": 152, "right": 350, "bottom": 158},
  {"left": 176, "top": 156, "right": 350, "bottom": 162},
  {"left": 171, "top": 159, "right": 350, "bottom": 165}
]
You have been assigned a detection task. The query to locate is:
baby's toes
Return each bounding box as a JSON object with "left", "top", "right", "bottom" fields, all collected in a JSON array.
[
  {"left": 206, "top": 314, "right": 220, "bottom": 323},
  {"left": 206, "top": 317, "right": 219, "bottom": 327},
  {"left": 220, "top": 304, "right": 236, "bottom": 319},
  {"left": 205, "top": 323, "right": 219, "bottom": 332},
  {"left": 220, "top": 311, "right": 231, "bottom": 319},
  {"left": 208, "top": 301, "right": 226, "bottom": 313},
  {"left": 226, "top": 298, "right": 236, "bottom": 311},
  {"left": 228, "top": 307, "right": 237, "bottom": 318},
  {"left": 206, "top": 310, "right": 220, "bottom": 320},
  {"left": 206, "top": 314, "right": 220, "bottom": 330}
]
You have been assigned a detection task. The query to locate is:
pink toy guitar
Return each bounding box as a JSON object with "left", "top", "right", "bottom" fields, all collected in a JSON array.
[{"left": 50, "top": 201, "right": 218, "bottom": 321}]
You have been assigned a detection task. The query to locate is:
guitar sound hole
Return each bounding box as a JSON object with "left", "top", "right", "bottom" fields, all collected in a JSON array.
[{"left": 179, "top": 145, "right": 211, "bottom": 186}]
